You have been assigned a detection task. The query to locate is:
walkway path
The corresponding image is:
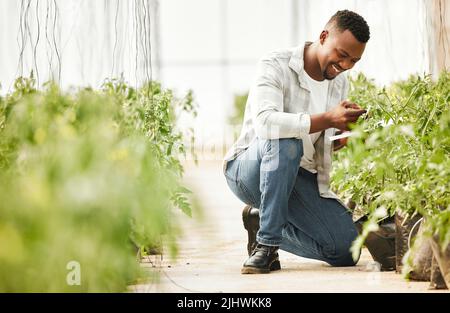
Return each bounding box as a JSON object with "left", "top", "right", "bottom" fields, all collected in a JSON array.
[{"left": 134, "top": 160, "right": 442, "bottom": 293}]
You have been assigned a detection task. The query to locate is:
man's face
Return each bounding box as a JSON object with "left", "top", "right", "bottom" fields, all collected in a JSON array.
[{"left": 317, "top": 29, "right": 366, "bottom": 80}]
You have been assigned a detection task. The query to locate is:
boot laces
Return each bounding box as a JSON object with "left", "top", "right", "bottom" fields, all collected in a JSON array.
[{"left": 253, "top": 244, "right": 277, "bottom": 256}]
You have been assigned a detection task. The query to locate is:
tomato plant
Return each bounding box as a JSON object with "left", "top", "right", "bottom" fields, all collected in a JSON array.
[
  {"left": 0, "top": 75, "right": 197, "bottom": 292},
  {"left": 331, "top": 72, "right": 449, "bottom": 261}
]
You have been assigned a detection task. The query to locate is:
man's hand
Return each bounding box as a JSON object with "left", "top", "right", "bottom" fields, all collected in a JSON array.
[
  {"left": 333, "top": 130, "right": 349, "bottom": 151},
  {"left": 325, "top": 100, "right": 367, "bottom": 131}
]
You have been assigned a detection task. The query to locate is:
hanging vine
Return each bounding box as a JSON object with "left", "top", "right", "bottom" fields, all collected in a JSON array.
[{"left": 12, "top": 0, "right": 157, "bottom": 91}]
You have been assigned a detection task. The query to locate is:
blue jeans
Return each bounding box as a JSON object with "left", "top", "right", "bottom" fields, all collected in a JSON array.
[{"left": 224, "top": 138, "right": 358, "bottom": 266}]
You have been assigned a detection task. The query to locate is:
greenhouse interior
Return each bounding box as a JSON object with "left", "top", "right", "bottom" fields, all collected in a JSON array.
[{"left": 0, "top": 0, "right": 449, "bottom": 296}]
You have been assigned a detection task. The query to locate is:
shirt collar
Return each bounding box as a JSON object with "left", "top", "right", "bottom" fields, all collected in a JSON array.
[{"left": 289, "top": 41, "right": 344, "bottom": 92}]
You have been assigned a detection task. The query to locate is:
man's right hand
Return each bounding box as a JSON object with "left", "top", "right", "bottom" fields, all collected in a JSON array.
[{"left": 325, "top": 100, "right": 367, "bottom": 131}]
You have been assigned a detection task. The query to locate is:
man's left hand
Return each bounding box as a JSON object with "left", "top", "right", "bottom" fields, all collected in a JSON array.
[{"left": 333, "top": 130, "right": 348, "bottom": 151}]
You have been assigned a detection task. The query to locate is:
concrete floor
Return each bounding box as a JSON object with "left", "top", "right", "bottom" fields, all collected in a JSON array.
[{"left": 133, "top": 160, "right": 445, "bottom": 293}]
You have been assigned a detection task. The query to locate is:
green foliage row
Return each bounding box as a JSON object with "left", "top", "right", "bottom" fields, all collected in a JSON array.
[
  {"left": 229, "top": 93, "right": 248, "bottom": 126},
  {"left": 331, "top": 72, "right": 450, "bottom": 260},
  {"left": 0, "top": 75, "right": 196, "bottom": 292}
]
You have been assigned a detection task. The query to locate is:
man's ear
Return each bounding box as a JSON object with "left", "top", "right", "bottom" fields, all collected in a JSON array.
[{"left": 319, "top": 30, "right": 329, "bottom": 45}]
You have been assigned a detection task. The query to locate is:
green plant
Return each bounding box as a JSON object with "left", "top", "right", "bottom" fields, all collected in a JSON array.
[
  {"left": 331, "top": 72, "right": 450, "bottom": 261},
  {"left": 229, "top": 93, "right": 248, "bottom": 126},
  {"left": 101, "top": 78, "right": 198, "bottom": 217},
  {"left": 0, "top": 75, "right": 197, "bottom": 292}
]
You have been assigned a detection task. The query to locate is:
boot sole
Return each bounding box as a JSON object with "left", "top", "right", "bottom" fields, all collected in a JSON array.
[
  {"left": 242, "top": 205, "right": 258, "bottom": 256},
  {"left": 241, "top": 260, "right": 281, "bottom": 274}
]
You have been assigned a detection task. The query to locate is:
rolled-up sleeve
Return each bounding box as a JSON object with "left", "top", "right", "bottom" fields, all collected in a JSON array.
[{"left": 250, "top": 58, "right": 310, "bottom": 140}]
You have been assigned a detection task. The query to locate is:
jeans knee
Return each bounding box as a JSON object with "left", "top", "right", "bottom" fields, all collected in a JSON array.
[
  {"left": 328, "top": 252, "right": 358, "bottom": 267},
  {"left": 279, "top": 138, "right": 303, "bottom": 161},
  {"left": 259, "top": 138, "right": 303, "bottom": 169},
  {"left": 327, "top": 231, "right": 359, "bottom": 266},
  {"left": 326, "top": 240, "right": 358, "bottom": 267}
]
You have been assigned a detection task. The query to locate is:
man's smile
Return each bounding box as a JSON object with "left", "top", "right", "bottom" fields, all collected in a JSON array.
[{"left": 331, "top": 64, "right": 343, "bottom": 74}]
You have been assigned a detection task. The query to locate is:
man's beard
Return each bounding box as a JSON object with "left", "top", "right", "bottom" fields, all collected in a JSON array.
[
  {"left": 323, "top": 70, "right": 337, "bottom": 80},
  {"left": 323, "top": 63, "right": 344, "bottom": 80}
]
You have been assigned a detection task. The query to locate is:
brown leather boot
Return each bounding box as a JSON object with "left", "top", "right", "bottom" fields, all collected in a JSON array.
[
  {"left": 242, "top": 205, "right": 260, "bottom": 256},
  {"left": 241, "top": 243, "right": 281, "bottom": 274}
]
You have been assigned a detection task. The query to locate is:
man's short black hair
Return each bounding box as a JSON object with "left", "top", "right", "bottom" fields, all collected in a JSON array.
[{"left": 327, "top": 10, "right": 370, "bottom": 43}]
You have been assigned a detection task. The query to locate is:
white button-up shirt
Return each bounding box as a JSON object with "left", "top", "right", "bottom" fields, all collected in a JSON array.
[{"left": 300, "top": 68, "right": 330, "bottom": 173}]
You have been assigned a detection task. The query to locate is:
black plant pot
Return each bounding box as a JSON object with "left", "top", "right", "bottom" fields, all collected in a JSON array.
[
  {"left": 407, "top": 223, "right": 433, "bottom": 281},
  {"left": 429, "top": 235, "right": 450, "bottom": 289},
  {"left": 354, "top": 215, "right": 396, "bottom": 271},
  {"left": 429, "top": 255, "right": 448, "bottom": 289},
  {"left": 395, "top": 213, "right": 422, "bottom": 273}
]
